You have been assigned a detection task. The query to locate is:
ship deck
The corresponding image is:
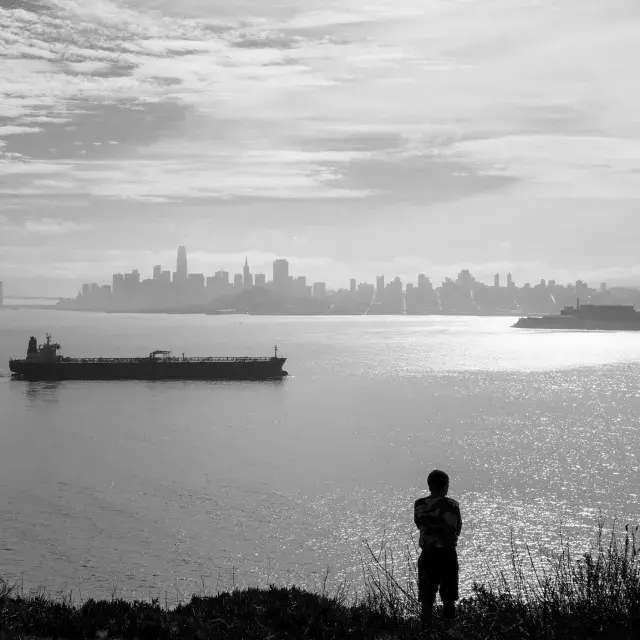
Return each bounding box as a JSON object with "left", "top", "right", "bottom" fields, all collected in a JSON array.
[{"left": 54, "top": 356, "right": 281, "bottom": 364}]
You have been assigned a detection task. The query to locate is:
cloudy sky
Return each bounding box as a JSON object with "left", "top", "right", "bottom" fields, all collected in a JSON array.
[{"left": 1, "top": 0, "right": 639, "bottom": 296}]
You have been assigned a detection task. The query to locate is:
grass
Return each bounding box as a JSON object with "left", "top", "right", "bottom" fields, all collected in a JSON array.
[{"left": 0, "top": 519, "right": 637, "bottom": 639}]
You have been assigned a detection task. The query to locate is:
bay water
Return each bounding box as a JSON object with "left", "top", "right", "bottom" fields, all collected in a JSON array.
[{"left": 0, "top": 310, "right": 638, "bottom": 601}]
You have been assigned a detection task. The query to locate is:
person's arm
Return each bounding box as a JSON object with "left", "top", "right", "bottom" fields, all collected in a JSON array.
[
  {"left": 455, "top": 503, "right": 462, "bottom": 537},
  {"left": 414, "top": 499, "right": 427, "bottom": 529}
]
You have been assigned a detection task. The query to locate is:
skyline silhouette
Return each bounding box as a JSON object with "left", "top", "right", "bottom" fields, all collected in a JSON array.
[{"left": 35, "top": 245, "right": 640, "bottom": 316}]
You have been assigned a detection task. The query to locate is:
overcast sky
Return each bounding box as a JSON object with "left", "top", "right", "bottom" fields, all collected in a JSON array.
[{"left": 1, "top": 0, "right": 639, "bottom": 296}]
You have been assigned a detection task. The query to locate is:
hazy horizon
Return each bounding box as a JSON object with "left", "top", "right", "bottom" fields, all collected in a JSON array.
[{"left": 2, "top": 0, "right": 640, "bottom": 297}]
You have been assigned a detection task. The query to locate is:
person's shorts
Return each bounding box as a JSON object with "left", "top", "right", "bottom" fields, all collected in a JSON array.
[{"left": 417, "top": 545, "right": 459, "bottom": 603}]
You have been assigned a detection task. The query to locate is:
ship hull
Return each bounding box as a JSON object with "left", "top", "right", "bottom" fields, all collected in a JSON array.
[
  {"left": 9, "top": 359, "right": 288, "bottom": 381},
  {"left": 513, "top": 317, "right": 640, "bottom": 331}
]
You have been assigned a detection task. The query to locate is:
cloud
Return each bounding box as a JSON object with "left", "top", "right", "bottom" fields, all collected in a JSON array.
[
  {"left": 1, "top": 0, "right": 640, "bottom": 291},
  {"left": 0, "top": 216, "right": 91, "bottom": 235},
  {"left": 448, "top": 135, "right": 640, "bottom": 198},
  {"left": 0, "top": 140, "right": 378, "bottom": 199},
  {"left": 0, "top": 0, "right": 635, "bottom": 204},
  {"left": 0, "top": 126, "right": 43, "bottom": 135},
  {"left": 24, "top": 218, "right": 91, "bottom": 234}
]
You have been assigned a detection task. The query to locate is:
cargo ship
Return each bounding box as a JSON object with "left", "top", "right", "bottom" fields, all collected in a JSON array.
[
  {"left": 9, "top": 335, "right": 288, "bottom": 381},
  {"left": 513, "top": 300, "right": 640, "bottom": 331}
]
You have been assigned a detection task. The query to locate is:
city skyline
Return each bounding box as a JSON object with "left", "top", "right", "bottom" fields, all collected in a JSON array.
[
  {"left": 57, "top": 246, "right": 619, "bottom": 300},
  {"left": 4, "top": 246, "right": 640, "bottom": 299},
  {"left": 37, "top": 245, "right": 639, "bottom": 316},
  {"left": 1, "top": 1, "right": 640, "bottom": 298}
]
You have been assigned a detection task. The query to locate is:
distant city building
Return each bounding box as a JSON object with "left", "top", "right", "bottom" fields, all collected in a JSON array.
[
  {"left": 273, "top": 259, "right": 289, "bottom": 291},
  {"left": 153, "top": 265, "right": 162, "bottom": 280},
  {"left": 216, "top": 270, "right": 229, "bottom": 285},
  {"left": 378, "top": 276, "right": 403, "bottom": 314},
  {"left": 176, "top": 246, "right": 188, "bottom": 282},
  {"left": 255, "top": 273, "right": 266, "bottom": 287},
  {"left": 576, "top": 280, "right": 589, "bottom": 299},
  {"left": 417, "top": 274, "right": 432, "bottom": 290},
  {"left": 358, "top": 282, "right": 374, "bottom": 302},
  {"left": 188, "top": 273, "right": 204, "bottom": 288},
  {"left": 233, "top": 274, "right": 243, "bottom": 290},
  {"left": 350, "top": 278, "right": 357, "bottom": 294},
  {"left": 112, "top": 273, "right": 124, "bottom": 296},
  {"left": 494, "top": 274, "right": 500, "bottom": 288},
  {"left": 243, "top": 258, "right": 253, "bottom": 289},
  {"left": 601, "top": 282, "right": 607, "bottom": 293},
  {"left": 124, "top": 270, "right": 140, "bottom": 285},
  {"left": 457, "top": 269, "right": 474, "bottom": 289},
  {"left": 507, "top": 272, "right": 514, "bottom": 289},
  {"left": 292, "top": 276, "right": 309, "bottom": 297},
  {"left": 313, "top": 282, "right": 327, "bottom": 298}
]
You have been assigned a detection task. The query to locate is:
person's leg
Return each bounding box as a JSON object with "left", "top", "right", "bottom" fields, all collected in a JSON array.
[
  {"left": 439, "top": 548, "right": 459, "bottom": 629},
  {"left": 421, "top": 594, "right": 436, "bottom": 631},
  {"left": 418, "top": 549, "right": 438, "bottom": 631}
]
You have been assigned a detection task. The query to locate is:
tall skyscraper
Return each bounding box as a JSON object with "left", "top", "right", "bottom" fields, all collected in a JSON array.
[
  {"left": 153, "top": 265, "right": 162, "bottom": 280},
  {"left": 255, "top": 273, "right": 266, "bottom": 287},
  {"left": 507, "top": 272, "right": 514, "bottom": 289},
  {"left": 350, "top": 278, "right": 357, "bottom": 294},
  {"left": 243, "top": 257, "right": 252, "bottom": 289},
  {"left": 176, "top": 246, "right": 188, "bottom": 281},
  {"left": 494, "top": 273, "right": 500, "bottom": 288},
  {"left": 273, "top": 259, "right": 289, "bottom": 291}
]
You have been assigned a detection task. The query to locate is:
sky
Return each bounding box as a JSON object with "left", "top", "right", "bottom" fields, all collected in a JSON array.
[{"left": 1, "top": 0, "right": 640, "bottom": 296}]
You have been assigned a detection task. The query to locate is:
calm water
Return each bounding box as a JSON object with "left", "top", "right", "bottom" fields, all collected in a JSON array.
[{"left": 0, "top": 309, "right": 638, "bottom": 601}]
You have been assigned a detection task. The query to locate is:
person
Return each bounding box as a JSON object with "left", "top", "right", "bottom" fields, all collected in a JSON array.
[{"left": 414, "top": 469, "right": 462, "bottom": 631}]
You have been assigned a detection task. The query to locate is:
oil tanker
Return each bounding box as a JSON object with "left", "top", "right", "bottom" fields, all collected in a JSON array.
[
  {"left": 9, "top": 335, "right": 288, "bottom": 381},
  {"left": 513, "top": 300, "right": 640, "bottom": 331}
]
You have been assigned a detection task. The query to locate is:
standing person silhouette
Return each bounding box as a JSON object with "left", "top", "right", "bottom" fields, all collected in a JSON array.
[{"left": 414, "top": 470, "right": 462, "bottom": 632}]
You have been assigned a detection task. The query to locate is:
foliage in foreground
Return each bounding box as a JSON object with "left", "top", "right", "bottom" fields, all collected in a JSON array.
[
  {"left": 0, "top": 581, "right": 415, "bottom": 640},
  {"left": 0, "top": 520, "right": 638, "bottom": 639},
  {"left": 360, "top": 519, "right": 640, "bottom": 639}
]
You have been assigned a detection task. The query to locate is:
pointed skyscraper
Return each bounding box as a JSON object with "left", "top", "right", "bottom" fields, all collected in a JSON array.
[
  {"left": 243, "top": 256, "right": 253, "bottom": 289},
  {"left": 176, "top": 246, "right": 188, "bottom": 282}
]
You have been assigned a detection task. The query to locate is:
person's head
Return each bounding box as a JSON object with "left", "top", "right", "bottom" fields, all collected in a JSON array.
[{"left": 427, "top": 469, "right": 449, "bottom": 496}]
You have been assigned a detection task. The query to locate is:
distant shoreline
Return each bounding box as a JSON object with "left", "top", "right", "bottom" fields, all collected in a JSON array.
[{"left": 1, "top": 304, "right": 528, "bottom": 318}]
